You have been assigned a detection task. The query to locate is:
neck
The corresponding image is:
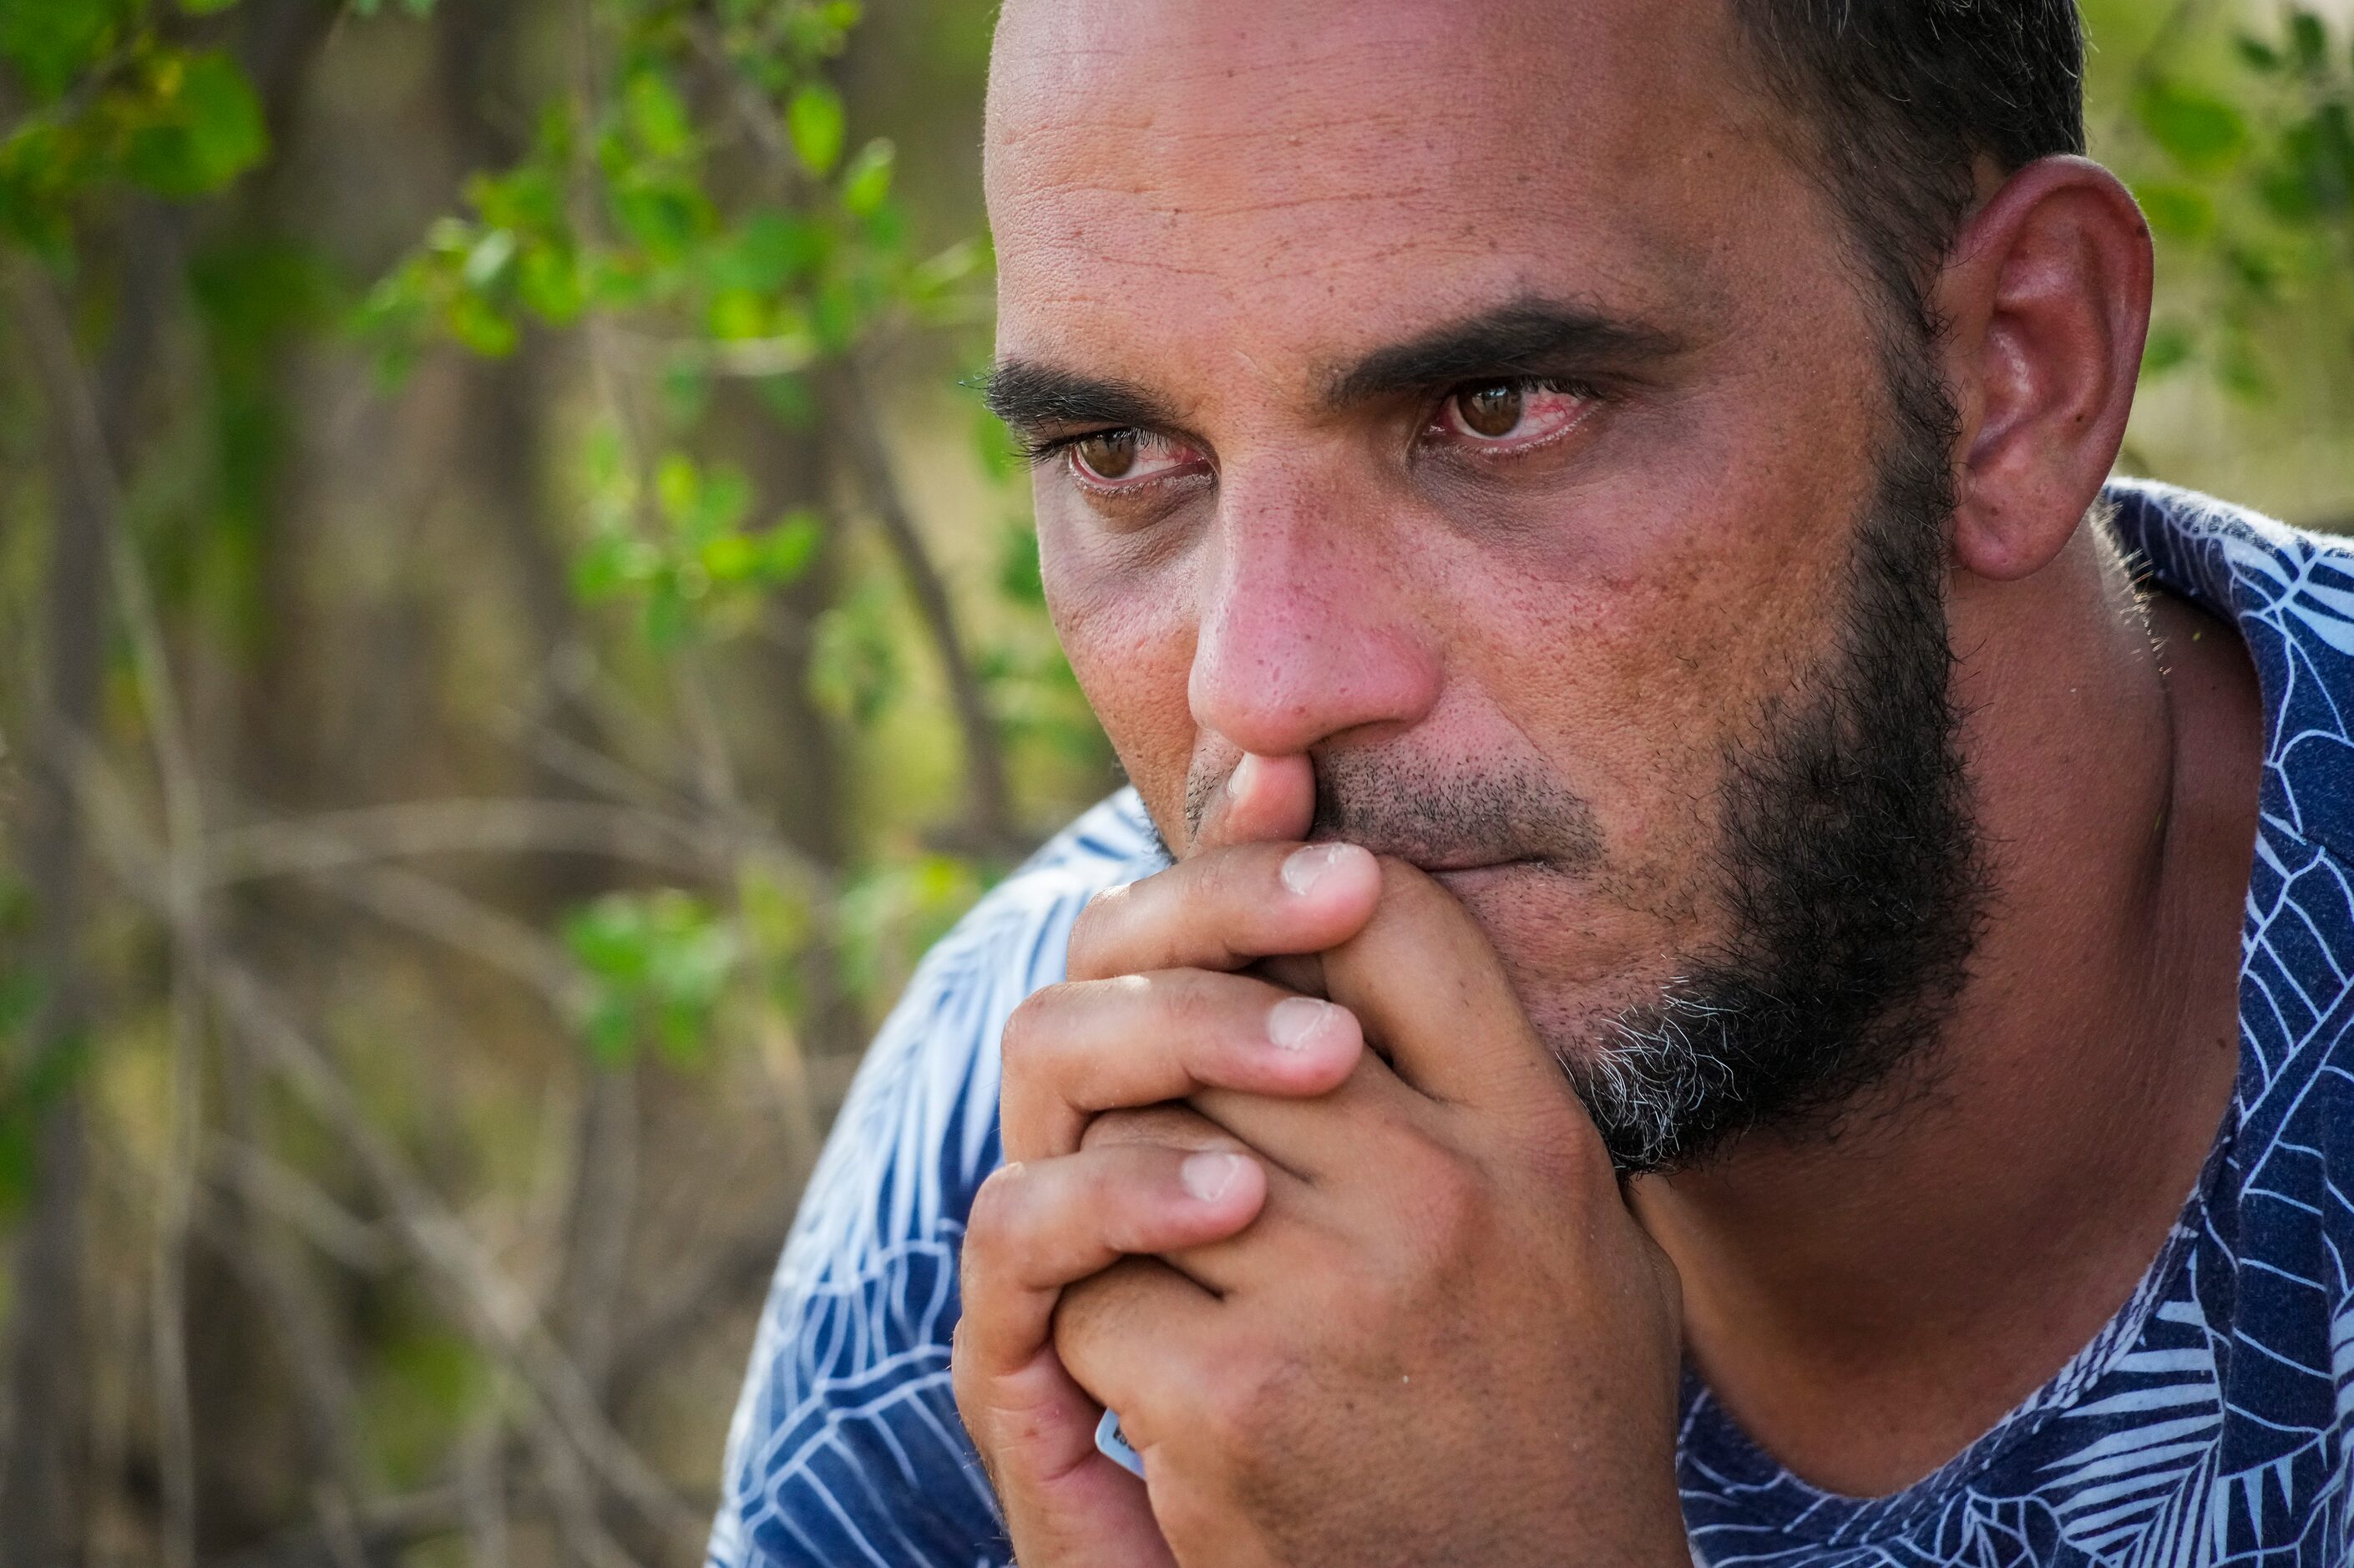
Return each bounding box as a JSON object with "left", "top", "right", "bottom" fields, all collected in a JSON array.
[{"left": 1629, "top": 518, "right": 2260, "bottom": 1496}]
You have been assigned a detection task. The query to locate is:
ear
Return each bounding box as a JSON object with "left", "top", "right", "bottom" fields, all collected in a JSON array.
[{"left": 1933, "top": 155, "right": 2154, "bottom": 582}]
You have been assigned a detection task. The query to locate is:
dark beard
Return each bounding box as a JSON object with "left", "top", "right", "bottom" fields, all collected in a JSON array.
[
  {"left": 1580, "top": 347, "right": 1990, "bottom": 1174},
  {"left": 1152, "top": 345, "right": 1989, "bottom": 1176}
]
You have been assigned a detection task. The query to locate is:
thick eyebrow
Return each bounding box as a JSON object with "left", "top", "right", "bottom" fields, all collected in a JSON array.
[
  {"left": 979, "top": 296, "right": 1685, "bottom": 439},
  {"left": 979, "top": 361, "right": 1181, "bottom": 438},
  {"left": 1322, "top": 298, "right": 1687, "bottom": 407}
]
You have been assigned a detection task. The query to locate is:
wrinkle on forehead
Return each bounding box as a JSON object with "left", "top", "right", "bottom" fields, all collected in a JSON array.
[
  {"left": 987, "top": 0, "right": 1748, "bottom": 179},
  {"left": 985, "top": 0, "right": 1805, "bottom": 419}
]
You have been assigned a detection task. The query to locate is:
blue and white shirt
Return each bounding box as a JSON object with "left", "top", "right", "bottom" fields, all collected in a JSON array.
[{"left": 710, "top": 482, "right": 2354, "bottom": 1568}]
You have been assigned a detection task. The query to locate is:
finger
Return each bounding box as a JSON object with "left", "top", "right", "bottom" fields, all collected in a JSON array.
[
  {"left": 957, "top": 1146, "right": 1266, "bottom": 1383},
  {"left": 1052, "top": 1255, "right": 1233, "bottom": 1461},
  {"left": 1074, "top": 1067, "right": 1425, "bottom": 1197},
  {"left": 1066, "top": 840, "right": 1379, "bottom": 983},
  {"left": 949, "top": 1320, "right": 1180, "bottom": 1568},
  {"left": 1079, "top": 1101, "right": 1329, "bottom": 1200},
  {"left": 1000, "top": 972, "right": 1364, "bottom": 1161},
  {"left": 1187, "top": 751, "right": 1314, "bottom": 854},
  {"left": 1079, "top": 1104, "right": 1356, "bottom": 1288},
  {"left": 1323, "top": 858, "right": 1598, "bottom": 1138},
  {"left": 1076, "top": 1101, "right": 1239, "bottom": 1151}
]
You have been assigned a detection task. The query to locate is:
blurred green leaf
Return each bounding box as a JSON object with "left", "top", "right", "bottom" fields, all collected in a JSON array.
[
  {"left": 759, "top": 509, "right": 823, "bottom": 584},
  {"left": 2134, "top": 180, "right": 2215, "bottom": 241},
  {"left": 717, "top": 210, "right": 826, "bottom": 293},
  {"left": 516, "top": 242, "right": 585, "bottom": 321},
  {"left": 2221, "top": 240, "right": 2283, "bottom": 299},
  {"left": 626, "top": 69, "right": 696, "bottom": 159},
  {"left": 562, "top": 891, "right": 741, "bottom": 1070},
  {"left": 972, "top": 405, "right": 1027, "bottom": 483},
  {"left": 124, "top": 50, "right": 271, "bottom": 198},
  {"left": 2290, "top": 8, "right": 2328, "bottom": 71},
  {"left": 443, "top": 289, "right": 517, "bottom": 356},
  {"left": 656, "top": 453, "right": 701, "bottom": 526},
  {"left": 2135, "top": 79, "right": 2248, "bottom": 174},
  {"left": 787, "top": 83, "right": 847, "bottom": 176},
  {"left": 461, "top": 227, "right": 517, "bottom": 289},
  {"left": 811, "top": 580, "right": 902, "bottom": 723},
  {"left": 2141, "top": 320, "right": 2195, "bottom": 378},
  {"left": 841, "top": 138, "right": 895, "bottom": 215},
  {"left": 362, "top": 1324, "right": 483, "bottom": 1485},
  {"left": 0, "top": 0, "right": 119, "bottom": 100},
  {"left": 2260, "top": 108, "right": 2354, "bottom": 220},
  {"left": 2217, "top": 327, "right": 2270, "bottom": 401},
  {"left": 998, "top": 519, "right": 1046, "bottom": 604}
]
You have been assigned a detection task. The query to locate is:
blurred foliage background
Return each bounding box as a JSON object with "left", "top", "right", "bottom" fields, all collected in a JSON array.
[{"left": 0, "top": 0, "right": 2348, "bottom": 1562}]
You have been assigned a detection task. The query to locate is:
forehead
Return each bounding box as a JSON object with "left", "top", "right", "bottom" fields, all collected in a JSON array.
[{"left": 985, "top": 0, "right": 1812, "bottom": 391}]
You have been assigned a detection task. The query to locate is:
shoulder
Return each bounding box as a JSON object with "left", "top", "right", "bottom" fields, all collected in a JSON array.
[
  {"left": 707, "top": 791, "right": 1162, "bottom": 1568},
  {"left": 794, "top": 788, "right": 1164, "bottom": 1262}
]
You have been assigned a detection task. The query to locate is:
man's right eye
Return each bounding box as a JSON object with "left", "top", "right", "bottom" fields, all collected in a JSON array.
[{"left": 1068, "top": 429, "right": 1202, "bottom": 487}]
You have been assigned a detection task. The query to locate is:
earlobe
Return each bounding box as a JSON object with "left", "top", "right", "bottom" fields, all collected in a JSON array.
[{"left": 1936, "top": 156, "right": 2154, "bottom": 584}]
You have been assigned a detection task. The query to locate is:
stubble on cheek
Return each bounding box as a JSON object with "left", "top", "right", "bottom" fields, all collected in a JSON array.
[{"left": 1037, "top": 514, "right": 1204, "bottom": 852}]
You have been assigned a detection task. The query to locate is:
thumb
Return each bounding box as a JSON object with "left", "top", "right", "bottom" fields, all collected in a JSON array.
[
  {"left": 1187, "top": 752, "right": 1314, "bottom": 854},
  {"left": 1191, "top": 752, "right": 1328, "bottom": 998},
  {"left": 1323, "top": 860, "right": 1597, "bottom": 1149}
]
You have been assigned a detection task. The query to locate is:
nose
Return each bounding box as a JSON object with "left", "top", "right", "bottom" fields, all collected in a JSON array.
[{"left": 1186, "top": 470, "right": 1442, "bottom": 756}]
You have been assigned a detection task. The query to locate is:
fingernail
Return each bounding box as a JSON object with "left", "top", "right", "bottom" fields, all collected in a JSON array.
[
  {"left": 1226, "top": 753, "right": 1262, "bottom": 801},
  {"left": 1280, "top": 842, "right": 1361, "bottom": 898},
  {"left": 1267, "top": 995, "right": 1335, "bottom": 1052},
  {"left": 1181, "top": 1151, "right": 1246, "bottom": 1203}
]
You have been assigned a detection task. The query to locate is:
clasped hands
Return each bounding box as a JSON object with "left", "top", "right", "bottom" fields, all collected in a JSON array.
[{"left": 952, "top": 755, "right": 1689, "bottom": 1567}]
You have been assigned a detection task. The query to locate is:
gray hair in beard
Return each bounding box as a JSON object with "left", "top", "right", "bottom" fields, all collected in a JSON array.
[
  {"left": 1167, "top": 342, "right": 1987, "bottom": 1175},
  {"left": 1582, "top": 341, "right": 1988, "bottom": 1172}
]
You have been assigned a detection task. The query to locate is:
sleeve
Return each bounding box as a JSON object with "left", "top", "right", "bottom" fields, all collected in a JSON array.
[{"left": 707, "top": 868, "right": 1104, "bottom": 1568}]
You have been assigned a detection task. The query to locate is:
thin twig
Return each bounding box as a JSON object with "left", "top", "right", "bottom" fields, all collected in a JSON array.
[
  {"left": 9, "top": 256, "right": 205, "bottom": 1568},
  {"left": 209, "top": 964, "right": 694, "bottom": 1556},
  {"left": 827, "top": 357, "right": 1019, "bottom": 851},
  {"left": 71, "top": 753, "right": 702, "bottom": 1558},
  {"left": 205, "top": 1135, "right": 393, "bottom": 1275},
  {"left": 315, "top": 860, "right": 595, "bottom": 1019},
  {"left": 200, "top": 798, "right": 752, "bottom": 888}
]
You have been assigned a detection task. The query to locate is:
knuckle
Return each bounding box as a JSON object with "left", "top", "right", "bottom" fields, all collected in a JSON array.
[
  {"left": 948, "top": 1325, "right": 982, "bottom": 1406},
  {"left": 964, "top": 1162, "right": 1030, "bottom": 1250},
  {"left": 997, "top": 988, "right": 1057, "bottom": 1076},
  {"left": 1155, "top": 969, "right": 1223, "bottom": 1041},
  {"left": 1066, "top": 884, "right": 1136, "bottom": 979}
]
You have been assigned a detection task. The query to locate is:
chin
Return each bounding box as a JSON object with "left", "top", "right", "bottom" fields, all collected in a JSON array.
[{"left": 1430, "top": 860, "right": 1693, "bottom": 1053}]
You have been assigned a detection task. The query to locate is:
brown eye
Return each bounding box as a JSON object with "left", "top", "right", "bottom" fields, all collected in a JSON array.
[
  {"left": 1062, "top": 428, "right": 1207, "bottom": 490},
  {"left": 1433, "top": 379, "right": 1592, "bottom": 451},
  {"left": 1073, "top": 431, "right": 1137, "bottom": 481},
  {"left": 1454, "top": 382, "right": 1524, "bottom": 438}
]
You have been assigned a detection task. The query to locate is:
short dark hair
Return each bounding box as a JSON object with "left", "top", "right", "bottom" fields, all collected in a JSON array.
[{"left": 1731, "top": 1, "right": 2088, "bottom": 336}]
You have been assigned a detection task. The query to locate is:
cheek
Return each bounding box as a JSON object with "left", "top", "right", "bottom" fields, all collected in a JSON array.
[
  {"left": 1040, "top": 506, "right": 1202, "bottom": 817},
  {"left": 1442, "top": 467, "right": 1862, "bottom": 910}
]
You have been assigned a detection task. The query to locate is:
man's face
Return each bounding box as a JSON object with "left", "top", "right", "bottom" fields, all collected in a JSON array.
[{"left": 984, "top": 0, "right": 1983, "bottom": 1167}]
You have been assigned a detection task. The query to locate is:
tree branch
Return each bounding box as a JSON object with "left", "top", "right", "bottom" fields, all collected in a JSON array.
[{"left": 826, "top": 357, "right": 1020, "bottom": 852}]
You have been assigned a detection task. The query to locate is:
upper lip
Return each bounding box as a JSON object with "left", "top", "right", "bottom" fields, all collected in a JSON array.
[{"left": 1338, "top": 848, "right": 1540, "bottom": 876}]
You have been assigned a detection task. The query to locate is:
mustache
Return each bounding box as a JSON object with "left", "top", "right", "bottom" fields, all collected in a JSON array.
[{"left": 1183, "top": 751, "right": 1604, "bottom": 874}]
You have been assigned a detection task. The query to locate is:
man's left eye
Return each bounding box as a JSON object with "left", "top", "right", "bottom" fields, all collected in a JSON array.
[{"left": 1437, "top": 380, "right": 1590, "bottom": 447}]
